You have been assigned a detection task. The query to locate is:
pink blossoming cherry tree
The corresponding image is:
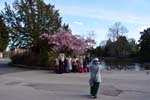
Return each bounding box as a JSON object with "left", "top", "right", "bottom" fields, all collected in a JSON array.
[{"left": 40, "top": 29, "right": 96, "bottom": 54}]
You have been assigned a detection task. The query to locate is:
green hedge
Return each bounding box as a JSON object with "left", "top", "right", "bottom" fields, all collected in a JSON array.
[{"left": 11, "top": 51, "right": 51, "bottom": 69}]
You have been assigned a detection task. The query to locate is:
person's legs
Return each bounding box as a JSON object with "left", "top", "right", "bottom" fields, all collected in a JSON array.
[
  {"left": 72, "top": 65, "right": 75, "bottom": 72},
  {"left": 93, "top": 82, "right": 100, "bottom": 98},
  {"left": 90, "top": 86, "right": 94, "bottom": 96}
]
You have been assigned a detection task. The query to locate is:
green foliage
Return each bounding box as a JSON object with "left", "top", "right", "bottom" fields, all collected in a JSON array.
[
  {"left": 138, "top": 28, "right": 150, "bottom": 61},
  {"left": 1, "top": 0, "right": 70, "bottom": 67},
  {"left": 115, "top": 36, "right": 130, "bottom": 57},
  {"left": 128, "top": 38, "right": 139, "bottom": 57},
  {"left": 88, "top": 46, "right": 105, "bottom": 57},
  {"left": 62, "top": 23, "right": 71, "bottom": 32},
  {"left": 102, "top": 36, "right": 137, "bottom": 57},
  {"left": 0, "top": 15, "right": 8, "bottom": 52},
  {"left": 86, "top": 36, "right": 139, "bottom": 59},
  {"left": 2, "top": 0, "right": 69, "bottom": 50},
  {"left": 11, "top": 51, "right": 50, "bottom": 69}
]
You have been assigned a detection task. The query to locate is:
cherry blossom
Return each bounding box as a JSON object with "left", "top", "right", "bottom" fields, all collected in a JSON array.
[{"left": 40, "top": 29, "right": 96, "bottom": 54}]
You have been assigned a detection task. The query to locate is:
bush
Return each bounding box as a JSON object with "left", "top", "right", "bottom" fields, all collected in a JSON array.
[{"left": 11, "top": 51, "right": 51, "bottom": 69}]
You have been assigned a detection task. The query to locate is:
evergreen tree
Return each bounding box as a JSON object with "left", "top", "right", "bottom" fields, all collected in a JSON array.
[
  {"left": 115, "top": 36, "right": 130, "bottom": 57},
  {"left": 138, "top": 28, "right": 150, "bottom": 61},
  {"left": 128, "top": 38, "right": 138, "bottom": 57},
  {"left": 1, "top": 0, "right": 70, "bottom": 66},
  {"left": 0, "top": 15, "right": 8, "bottom": 52},
  {"left": 104, "top": 36, "right": 131, "bottom": 57},
  {"left": 2, "top": 0, "right": 68, "bottom": 51}
]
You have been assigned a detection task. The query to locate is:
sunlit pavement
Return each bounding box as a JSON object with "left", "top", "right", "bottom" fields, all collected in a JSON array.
[
  {"left": 0, "top": 58, "right": 11, "bottom": 64},
  {"left": 0, "top": 64, "right": 150, "bottom": 100},
  {"left": 0, "top": 58, "right": 28, "bottom": 75}
]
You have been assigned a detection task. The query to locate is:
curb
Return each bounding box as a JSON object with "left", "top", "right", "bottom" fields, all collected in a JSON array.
[{"left": 10, "top": 64, "right": 52, "bottom": 70}]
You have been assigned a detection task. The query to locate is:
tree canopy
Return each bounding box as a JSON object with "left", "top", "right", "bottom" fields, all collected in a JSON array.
[
  {"left": 40, "top": 29, "right": 96, "bottom": 54},
  {"left": 0, "top": 15, "right": 8, "bottom": 52},
  {"left": 138, "top": 28, "right": 150, "bottom": 61},
  {"left": 2, "top": 0, "right": 69, "bottom": 50},
  {"left": 107, "top": 22, "right": 128, "bottom": 42}
]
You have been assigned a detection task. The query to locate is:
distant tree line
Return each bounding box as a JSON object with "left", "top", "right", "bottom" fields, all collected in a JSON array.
[{"left": 88, "top": 22, "right": 150, "bottom": 62}]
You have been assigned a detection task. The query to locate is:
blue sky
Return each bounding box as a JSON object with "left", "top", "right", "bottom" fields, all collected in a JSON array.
[{"left": 1, "top": 0, "right": 150, "bottom": 45}]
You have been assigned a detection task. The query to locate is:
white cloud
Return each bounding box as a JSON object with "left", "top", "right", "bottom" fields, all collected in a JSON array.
[
  {"left": 138, "top": 25, "right": 150, "bottom": 32},
  {"left": 125, "top": 25, "right": 150, "bottom": 42},
  {"left": 58, "top": 6, "right": 150, "bottom": 26},
  {"left": 73, "top": 21, "right": 84, "bottom": 26},
  {"left": 126, "top": 30, "right": 141, "bottom": 42},
  {"left": 72, "top": 27, "right": 108, "bottom": 45}
]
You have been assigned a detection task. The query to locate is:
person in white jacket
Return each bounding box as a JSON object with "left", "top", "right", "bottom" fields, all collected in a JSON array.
[
  {"left": 67, "top": 56, "right": 72, "bottom": 72},
  {"left": 88, "top": 58, "right": 102, "bottom": 98}
]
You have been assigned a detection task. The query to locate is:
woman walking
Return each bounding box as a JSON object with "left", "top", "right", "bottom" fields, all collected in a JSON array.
[{"left": 88, "top": 58, "right": 102, "bottom": 98}]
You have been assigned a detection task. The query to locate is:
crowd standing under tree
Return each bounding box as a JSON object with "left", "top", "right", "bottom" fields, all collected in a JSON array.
[{"left": 53, "top": 53, "right": 94, "bottom": 74}]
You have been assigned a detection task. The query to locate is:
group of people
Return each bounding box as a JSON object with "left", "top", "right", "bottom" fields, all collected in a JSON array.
[
  {"left": 53, "top": 53, "right": 92, "bottom": 74},
  {"left": 53, "top": 53, "right": 102, "bottom": 99}
]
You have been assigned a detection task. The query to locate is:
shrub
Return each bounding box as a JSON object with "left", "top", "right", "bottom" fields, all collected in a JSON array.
[{"left": 11, "top": 51, "right": 51, "bottom": 69}]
